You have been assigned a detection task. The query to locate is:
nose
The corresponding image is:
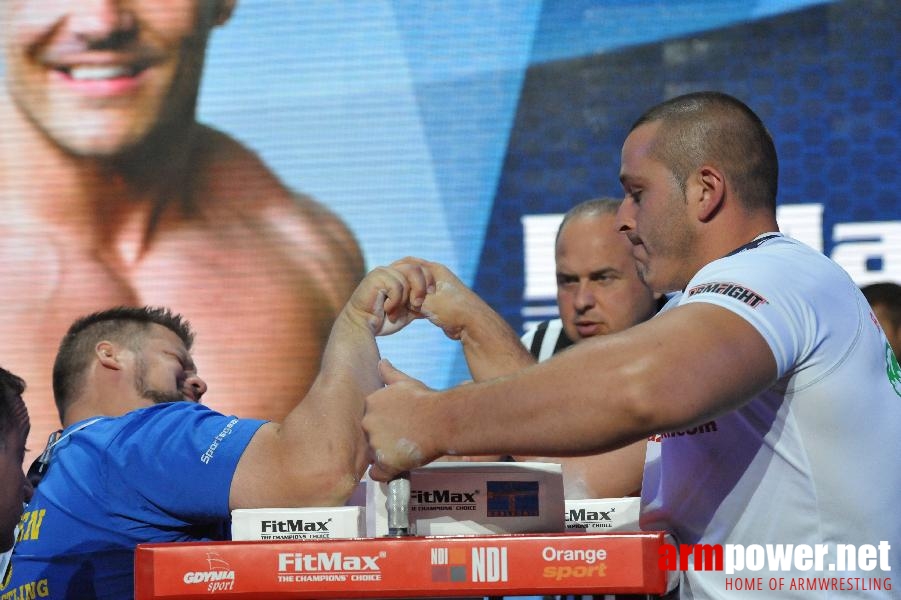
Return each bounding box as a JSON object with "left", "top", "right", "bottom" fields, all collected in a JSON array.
[
  {"left": 574, "top": 281, "right": 596, "bottom": 312},
  {"left": 185, "top": 375, "right": 208, "bottom": 403},
  {"left": 616, "top": 197, "right": 635, "bottom": 234},
  {"left": 66, "top": 0, "right": 136, "bottom": 45}
]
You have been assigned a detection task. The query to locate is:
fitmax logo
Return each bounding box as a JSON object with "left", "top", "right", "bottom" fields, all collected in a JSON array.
[
  {"left": 413, "top": 489, "right": 477, "bottom": 504},
  {"left": 567, "top": 507, "right": 614, "bottom": 522},
  {"left": 278, "top": 552, "right": 382, "bottom": 572},
  {"left": 261, "top": 518, "right": 332, "bottom": 533}
]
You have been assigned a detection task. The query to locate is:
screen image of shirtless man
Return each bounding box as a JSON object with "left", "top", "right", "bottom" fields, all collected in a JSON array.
[{"left": 0, "top": 1, "right": 364, "bottom": 460}]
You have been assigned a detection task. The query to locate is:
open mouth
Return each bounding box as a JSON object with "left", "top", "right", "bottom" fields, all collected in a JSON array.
[{"left": 56, "top": 64, "right": 147, "bottom": 81}]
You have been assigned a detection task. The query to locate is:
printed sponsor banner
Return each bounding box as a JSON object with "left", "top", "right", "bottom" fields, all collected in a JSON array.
[
  {"left": 134, "top": 532, "right": 668, "bottom": 598},
  {"left": 364, "top": 462, "right": 564, "bottom": 536},
  {"left": 230, "top": 507, "right": 365, "bottom": 541}
]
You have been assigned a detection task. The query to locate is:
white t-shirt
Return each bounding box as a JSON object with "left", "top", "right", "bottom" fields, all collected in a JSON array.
[{"left": 641, "top": 233, "right": 901, "bottom": 598}]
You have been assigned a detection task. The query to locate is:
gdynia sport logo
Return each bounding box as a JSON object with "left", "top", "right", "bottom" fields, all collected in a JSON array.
[{"left": 659, "top": 541, "right": 893, "bottom": 592}]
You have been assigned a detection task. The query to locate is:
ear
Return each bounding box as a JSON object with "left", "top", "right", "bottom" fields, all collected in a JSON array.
[
  {"left": 214, "top": 0, "right": 236, "bottom": 26},
  {"left": 95, "top": 341, "right": 122, "bottom": 370},
  {"left": 695, "top": 165, "right": 726, "bottom": 222}
]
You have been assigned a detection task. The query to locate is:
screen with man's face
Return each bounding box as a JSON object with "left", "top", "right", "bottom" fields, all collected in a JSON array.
[
  {"left": 199, "top": 0, "right": 900, "bottom": 370},
  {"left": 1, "top": 0, "right": 898, "bottom": 458}
]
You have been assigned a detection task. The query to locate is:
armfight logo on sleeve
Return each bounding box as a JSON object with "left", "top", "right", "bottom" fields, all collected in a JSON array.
[{"left": 687, "top": 282, "right": 768, "bottom": 308}]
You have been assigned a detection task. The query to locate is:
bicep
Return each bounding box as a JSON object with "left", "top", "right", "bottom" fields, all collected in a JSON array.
[
  {"left": 628, "top": 303, "right": 778, "bottom": 429},
  {"left": 442, "top": 304, "right": 780, "bottom": 458},
  {"left": 230, "top": 406, "right": 367, "bottom": 509},
  {"left": 229, "top": 422, "right": 284, "bottom": 510}
]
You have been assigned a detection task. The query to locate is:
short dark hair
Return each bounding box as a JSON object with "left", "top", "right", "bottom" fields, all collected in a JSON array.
[
  {"left": 52, "top": 306, "right": 194, "bottom": 419},
  {"left": 630, "top": 91, "right": 778, "bottom": 212},
  {"left": 556, "top": 197, "right": 622, "bottom": 245},
  {"left": 861, "top": 282, "right": 901, "bottom": 328},
  {"left": 0, "top": 366, "right": 27, "bottom": 443}
]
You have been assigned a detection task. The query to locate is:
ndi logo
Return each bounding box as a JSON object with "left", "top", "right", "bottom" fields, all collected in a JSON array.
[
  {"left": 429, "top": 546, "right": 509, "bottom": 583},
  {"left": 472, "top": 547, "right": 509, "bottom": 582}
]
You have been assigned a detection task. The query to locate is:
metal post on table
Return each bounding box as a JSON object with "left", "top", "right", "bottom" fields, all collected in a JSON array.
[{"left": 386, "top": 473, "right": 412, "bottom": 537}]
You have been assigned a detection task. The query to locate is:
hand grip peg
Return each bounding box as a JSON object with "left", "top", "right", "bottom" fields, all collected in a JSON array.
[{"left": 386, "top": 473, "right": 412, "bottom": 536}]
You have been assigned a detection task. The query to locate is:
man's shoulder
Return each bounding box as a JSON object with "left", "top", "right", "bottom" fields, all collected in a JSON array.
[
  {"left": 75, "top": 404, "right": 263, "bottom": 463},
  {"left": 89, "top": 403, "right": 218, "bottom": 433},
  {"left": 698, "top": 234, "right": 852, "bottom": 296},
  {"left": 719, "top": 234, "right": 831, "bottom": 270},
  {"left": 72, "top": 403, "right": 210, "bottom": 437},
  {"left": 192, "top": 126, "right": 311, "bottom": 212},
  {"left": 190, "top": 126, "right": 364, "bottom": 286}
]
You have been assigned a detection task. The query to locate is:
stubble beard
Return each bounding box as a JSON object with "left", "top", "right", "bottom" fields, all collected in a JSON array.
[{"left": 134, "top": 358, "right": 184, "bottom": 405}]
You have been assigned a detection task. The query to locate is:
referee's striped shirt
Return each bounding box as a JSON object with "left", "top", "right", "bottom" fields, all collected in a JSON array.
[{"left": 520, "top": 318, "right": 574, "bottom": 361}]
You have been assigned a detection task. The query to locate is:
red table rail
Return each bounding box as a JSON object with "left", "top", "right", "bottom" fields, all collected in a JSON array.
[{"left": 135, "top": 531, "right": 672, "bottom": 599}]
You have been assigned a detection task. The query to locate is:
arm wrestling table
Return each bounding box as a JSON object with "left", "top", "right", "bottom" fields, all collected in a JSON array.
[{"left": 134, "top": 531, "right": 673, "bottom": 599}]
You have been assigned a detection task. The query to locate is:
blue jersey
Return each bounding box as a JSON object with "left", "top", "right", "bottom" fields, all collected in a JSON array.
[{"left": 3, "top": 402, "right": 265, "bottom": 600}]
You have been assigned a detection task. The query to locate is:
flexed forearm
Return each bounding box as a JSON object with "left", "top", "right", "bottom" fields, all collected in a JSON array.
[
  {"left": 231, "top": 265, "right": 424, "bottom": 509},
  {"left": 452, "top": 289, "right": 536, "bottom": 380}
]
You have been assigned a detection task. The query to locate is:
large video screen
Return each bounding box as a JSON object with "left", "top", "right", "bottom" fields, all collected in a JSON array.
[{"left": 2, "top": 0, "right": 898, "bottom": 458}]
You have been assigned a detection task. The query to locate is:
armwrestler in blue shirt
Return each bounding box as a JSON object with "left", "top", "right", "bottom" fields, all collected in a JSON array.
[
  {"left": 11, "top": 404, "right": 263, "bottom": 598},
  {"left": 5, "top": 261, "right": 431, "bottom": 599}
]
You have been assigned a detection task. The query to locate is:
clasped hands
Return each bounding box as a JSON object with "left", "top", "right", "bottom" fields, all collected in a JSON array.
[{"left": 351, "top": 256, "right": 476, "bottom": 481}]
